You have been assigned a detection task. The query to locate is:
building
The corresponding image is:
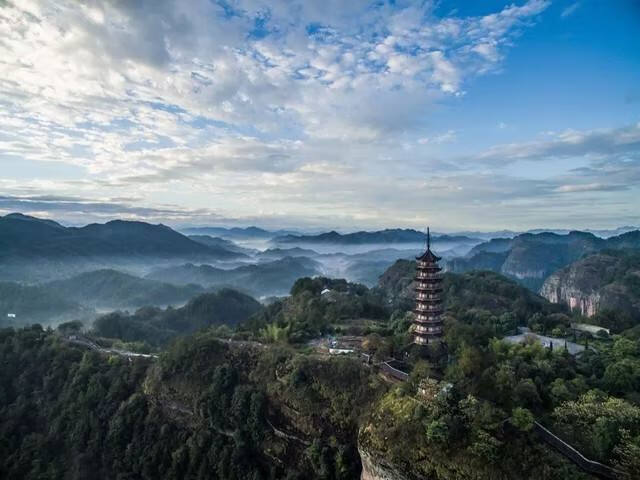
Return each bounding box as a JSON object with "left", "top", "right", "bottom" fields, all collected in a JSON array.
[{"left": 413, "top": 228, "right": 444, "bottom": 345}]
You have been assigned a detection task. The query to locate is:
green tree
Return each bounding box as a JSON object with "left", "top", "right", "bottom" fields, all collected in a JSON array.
[{"left": 511, "top": 407, "right": 534, "bottom": 432}]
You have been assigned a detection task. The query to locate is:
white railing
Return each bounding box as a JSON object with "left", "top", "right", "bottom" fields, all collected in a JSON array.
[
  {"left": 415, "top": 326, "right": 442, "bottom": 334},
  {"left": 415, "top": 305, "right": 442, "bottom": 312},
  {"left": 417, "top": 261, "right": 441, "bottom": 269},
  {"left": 416, "top": 294, "right": 440, "bottom": 300},
  {"left": 415, "top": 273, "right": 442, "bottom": 280}
]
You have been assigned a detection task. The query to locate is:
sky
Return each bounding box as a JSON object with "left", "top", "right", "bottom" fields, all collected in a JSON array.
[{"left": 0, "top": 0, "right": 639, "bottom": 231}]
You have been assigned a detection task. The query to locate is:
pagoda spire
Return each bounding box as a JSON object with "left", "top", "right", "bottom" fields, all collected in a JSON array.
[{"left": 412, "top": 227, "right": 444, "bottom": 345}]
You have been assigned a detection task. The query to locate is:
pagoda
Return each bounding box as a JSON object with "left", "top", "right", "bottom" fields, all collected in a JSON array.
[{"left": 413, "top": 228, "right": 444, "bottom": 345}]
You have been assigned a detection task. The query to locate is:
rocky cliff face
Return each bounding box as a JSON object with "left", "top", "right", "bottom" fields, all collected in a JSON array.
[
  {"left": 450, "top": 230, "right": 640, "bottom": 292},
  {"left": 540, "top": 251, "right": 640, "bottom": 320},
  {"left": 359, "top": 445, "right": 415, "bottom": 480},
  {"left": 540, "top": 273, "right": 601, "bottom": 317}
]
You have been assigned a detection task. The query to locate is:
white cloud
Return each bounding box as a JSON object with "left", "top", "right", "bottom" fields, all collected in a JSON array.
[
  {"left": 561, "top": 2, "right": 581, "bottom": 18},
  {"left": 418, "top": 130, "right": 457, "bottom": 145},
  {"left": 14, "top": 0, "right": 636, "bottom": 230},
  {"left": 472, "top": 123, "right": 640, "bottom": 165}
]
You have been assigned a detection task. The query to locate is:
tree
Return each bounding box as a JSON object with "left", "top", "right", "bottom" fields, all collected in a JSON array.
[
  {"left": 614, "top": 430, "right": 640, "bottom": 479},
  {"left": 511, "top": 407, "right": 534, "bottom": 432},
  {"left": 426, "top": 420, "right": 449, "bottom": 445},
  {"left": 602, "top": 359, "right": 640, "bottom": 394},
  {"left": 612, "top": 337, "right": 639, "bottom": 361},
  {"left": 549, "top": 378, "right": 572, "bottom": 405},
  {"left": 514, "top": 379, "right": 541, "bottom": 409}
]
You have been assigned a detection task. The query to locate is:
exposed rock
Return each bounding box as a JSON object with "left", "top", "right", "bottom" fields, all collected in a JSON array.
[
  {"left": 540, "top": 250, "right": 640, "bottom": 320},
  {"left": 359, "top": 445, "right": 417, "bottom": 480},
  {"left": 448, "top": 230, "right": 640, "bottom": 292}
]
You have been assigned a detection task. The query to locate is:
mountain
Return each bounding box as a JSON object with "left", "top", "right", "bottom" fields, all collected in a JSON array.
[
  {"left": 92, "top": 288, "right": 262, "bottom": 346},
  {"left": 376, "top": 259, "right": 560, "bottom": 321},
  {"left": 45, "top": 269, "right": 205, "bottom": 310},
  {"left": 0, "top": 213, "right": 222, "bottom": 258},
  {"left": 0, "top": 213, "right": 245, "bottom": 282},
  {"left": 274, "top": 228, "right": 480, "bottom": 245},
  {"left": 256, "top": 247, "right": 320, "bottom": 260},
  {"left": 188, "top": 235, "right": 255, "bottom": 256},
  {"left": 146, "top": 256, "right": 322, "bottom": 297},
  {"left": 181, "top": 226, "right": 298, "bottom": 240},
  {"left": 526, "top": 226, "right": 640, "bottom": 238},
  {"left": 448, "top": 230, "right": 640, "bottom": 291},
  {"left": 540, "top": 249, "right": 640, "bottom": 327},
  {"left": 0, "top": 281, "right": 90, "bottom": 327}
]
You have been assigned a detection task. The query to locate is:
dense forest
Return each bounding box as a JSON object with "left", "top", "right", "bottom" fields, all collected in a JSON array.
[
  {"left": 2, "top": 261, "right": 640, "bottom": 479},
  {"left": 92, "top": 289, "right": 262, "bottom": 347}
]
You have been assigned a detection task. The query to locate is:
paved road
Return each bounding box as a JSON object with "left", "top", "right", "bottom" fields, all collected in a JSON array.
[{"left": 503, "top": 331, "right": 585, "bottom": 355}]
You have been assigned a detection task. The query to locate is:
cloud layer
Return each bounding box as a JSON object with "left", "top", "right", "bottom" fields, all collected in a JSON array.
[{"left": 1, "top": 0, "right": 638, "bottom": 230}]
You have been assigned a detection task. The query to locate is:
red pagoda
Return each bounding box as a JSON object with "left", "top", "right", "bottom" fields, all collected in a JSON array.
[{"left": 413, "top": 228, "right": 444, "bottom": 345}]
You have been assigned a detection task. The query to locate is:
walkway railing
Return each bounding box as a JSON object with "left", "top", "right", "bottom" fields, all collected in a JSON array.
[
  {"left": 533, "top": 422, "right": 621, "bottom": 479},
  {"left": 380, "top": 361, "right": 410, "bottom": 381}
]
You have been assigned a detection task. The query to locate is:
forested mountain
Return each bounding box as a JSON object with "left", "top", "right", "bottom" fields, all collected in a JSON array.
[
  {"left": 0, "top": 213, "right": 240, "bottom": 259},
  {"left": 0, "top": 326, "right": 384, "bottom": 479},
  {"left": 0, "top": 282, "right": 89, "bottom": 327},
  {"left": 541, "top": 249, "right": 640, "bottom": 325},
  {"left": 146, "top": 256, "right": 322, "bottom": 297},
  {"left": 182, "top": 226, "right": 297, "bottom": 240},
  {"left": 0, "top": 214, "right": 247, "bottom": 283},
  {"left": 92, "top": 289, "right": 262, "bottom": 346},
  {"left": 448, "top": 230, "right": 640, "bottom": 291},
  {"left": 6, "top": 269, "right": 640, "bottom": 479},
  {"left": 188, "top": 235, "right": 255, "bottom": 256},
  {"left": 45, "top": 269, "right": 205, "bottom": 310}
]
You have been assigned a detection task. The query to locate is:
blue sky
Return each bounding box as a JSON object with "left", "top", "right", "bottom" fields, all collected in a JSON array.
[{"left": 0, "top": 0, "right": 638, "bottom": 231}]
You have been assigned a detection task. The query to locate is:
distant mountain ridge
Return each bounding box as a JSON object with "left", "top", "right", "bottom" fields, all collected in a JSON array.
[
  {"left": 0, "top": 213, "right": 242, "bottom": 260},
  {"left": 448, "top": 230, "right": 640, "bottom": 291},
  {"left": 146, "top": 256, "right": 322, "bottom": 297},
  {"left": 274, "top": 228, "right": 480, "bottom": 245},
  {"left": 181, "top": 226, "right": 299, "bottom": 239},
  {"left": 45, "top": 269, "right": 205, "bottom": 309}
]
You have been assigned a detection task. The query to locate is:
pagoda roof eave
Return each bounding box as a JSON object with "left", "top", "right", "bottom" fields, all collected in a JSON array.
[{"left": 416, "top": 248, "right": 441, "bottom": 262}]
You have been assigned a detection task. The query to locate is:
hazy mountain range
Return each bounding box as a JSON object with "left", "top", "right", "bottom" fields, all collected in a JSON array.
[
  {"left": 1, "top": 212, "right": 639, "bottom": 327},
  {"left": 448, "top": 230, "right": 640, "bottom": 291}
]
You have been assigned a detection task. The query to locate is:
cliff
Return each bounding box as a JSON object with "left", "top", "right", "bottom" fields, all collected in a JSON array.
[
  {"left": 540, "top": 250, "right": 640, "bottom": 324},
  {"left": 448, "top": 230, "right": 640, "bottom": 292},
  {"left": 359, "top": 445, "right": 415, "bottom": 480},
  {"left": 356, "top": 389, "right": 591, "bottom": 480}
]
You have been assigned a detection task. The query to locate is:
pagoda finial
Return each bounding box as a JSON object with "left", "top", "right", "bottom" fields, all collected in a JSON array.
[{"left": 427, "top": 226, "right": 430, "bottom": 250}]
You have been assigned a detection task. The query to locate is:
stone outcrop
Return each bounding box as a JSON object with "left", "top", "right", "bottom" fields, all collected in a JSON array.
[
  {"left": 359, "top": 445, "right": 414, "bottom": 480},
  {"left": 540, "top": 251, "right": 640, "bottom": 319},
  {"left": 449, "top": 230, "right": 640, "bottom": 292}
]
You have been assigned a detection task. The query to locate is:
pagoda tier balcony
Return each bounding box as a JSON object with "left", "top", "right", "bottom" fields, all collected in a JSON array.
[
  {"left": 415, "top": 272, "right": 443, "bottom": 280},
  {"left": 414, "top": 278, "right": 443, "bottom": 285},
  {"left": 414, "top": 315, "right": 443, "bottom": 324},
  {"left": 415, "top": 306, "right": 443, "bottom": 314},
  {"left": 415, "top": 298, "right": 443, "bottom": 306},
  {"left": 415, "top": 284, "right": 443, "bottom": 292},
  {"left": 414, "top": 335, "right": 429, "bottom": 345},
  {"left": 414, "top": 325, "right": 443, "bottom": 335},
  {"left": 414, "top": 335, "right": 442, "bottom": 345},
  {"left": 416, "top": 293, "right": 441, "bottom": 301},
  {"left": 416, "top": 262, "right": 442, "bottom": 270}
]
